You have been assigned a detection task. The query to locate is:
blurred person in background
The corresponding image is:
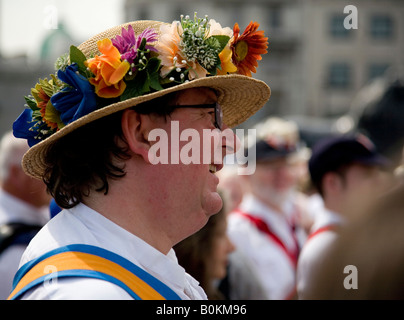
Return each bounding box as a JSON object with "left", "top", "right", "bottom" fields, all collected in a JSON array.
[
  {"left": 393, "top": 145, "right": 404, "bottom": 184},
  {"left": 297, "top": 134, "right": 394, "bottom": 299},
  {"left": 217, "top": 165, "right": 246, "bottom": 213},
  {"left": 0, "top": 131, "right": 50, "bottom": 299},
  {"left": 304, "top": 180, "right": 404, "bottom": 299},
  {"left": 355, "top": 74, "right": 404, "bottom": 167},
  {"left": 174, "top": 193, "right": 235, "bottom": 300},
  {"left": 227, "top": 117, "right": 309, "bottom": 300},
  {"left": 216, "top": 169, "right": 269, "bottom": 299},
  {"left": 175, "top": 192, "right": 267, "bottom": 300}
]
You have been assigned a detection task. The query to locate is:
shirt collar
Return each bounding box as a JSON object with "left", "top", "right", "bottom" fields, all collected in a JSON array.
[
  {"left": 68, "top": 203, "right": 191, "bottom": 293},
  {"left": 311, "top": 206, "right": 345, "bottom": 233},
  {"left": 240, "top": 193, "right": 289, "bottom": 223}
]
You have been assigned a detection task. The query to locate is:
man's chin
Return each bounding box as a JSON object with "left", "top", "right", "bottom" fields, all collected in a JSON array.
[{"left": 205, "top": 192, "right": 224, "bottom": 217}]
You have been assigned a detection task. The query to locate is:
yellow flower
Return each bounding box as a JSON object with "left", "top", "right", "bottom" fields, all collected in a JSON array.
[
  {"left": 207, "top": 19, "right": 237, "bottom": 75},
  {"left": 85, "top": 38, "right": 130, "bottom": 98},
  {"left": 31, "top": 79, "right": 64, "bottom": 130},
  {"left": 44, "top": 101, "right": 64, "bottom": 130},
  {"left": 217, "top": 47, "right": 237, "bottom": 75}
]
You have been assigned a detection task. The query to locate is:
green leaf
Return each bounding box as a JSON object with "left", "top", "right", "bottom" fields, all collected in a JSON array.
[
  {"left": 146, "top": 57, "right": 161, "bottom": 74},
  {"left": 207, "top": 65, "right": 218, "bottom": 76},
  {"left": 206, "top": 35, "right": 230, "bottom": 52},
  {"left": 145, "top": 57, "right": 163, "bottom": 91},
  {"left": 138, "top": 37, "right": 147, "bottom": 51},
  {"left": 142, "top": 73, "right": 151, "bottom": 94},
  {"left": 149, "top": 70, "right": 163, "bottom": 91},
  {"left": 24, "top": 96, "right": 39, "bottom": 111},
  {"left": 120, "top": 71, "right": 150, "bottom": 101},
  {"left": 39, "top": 79, "right": 54, "bottom": 98},
  {"left": 69, "top": 45, "right": 87, "bottom": 73},
  {"left": 32, "top": 110, "right": 43, "bottom": 121}
]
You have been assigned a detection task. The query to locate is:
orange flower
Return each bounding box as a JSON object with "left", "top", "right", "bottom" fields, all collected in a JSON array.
[
  {"left": 231, "top": 22, "right": 268, "bottom": 77},
  {"left": 156, "top": 22, "right": 186, "bottom": 77},
  {"left": 85, "top": 38, "right": 130, "bottom": 98}
]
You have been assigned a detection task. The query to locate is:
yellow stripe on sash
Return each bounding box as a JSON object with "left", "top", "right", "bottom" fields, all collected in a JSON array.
[{"left": 8, "top": 251, "right": 166, "bottom": 300}]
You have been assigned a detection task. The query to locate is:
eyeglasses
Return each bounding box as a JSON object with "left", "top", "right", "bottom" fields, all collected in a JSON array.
[{"left": 175, "top": 103, "right": 223, "bottom": 130}]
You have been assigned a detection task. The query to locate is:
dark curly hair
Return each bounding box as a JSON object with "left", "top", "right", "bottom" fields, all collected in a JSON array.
[{"left": 43, "top": 93, "right": 179, "bottom": 209}]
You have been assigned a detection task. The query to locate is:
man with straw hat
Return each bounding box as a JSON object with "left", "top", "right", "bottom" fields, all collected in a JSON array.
[{"left": 8, "top": 15, "right": 270, "bottom": 300}]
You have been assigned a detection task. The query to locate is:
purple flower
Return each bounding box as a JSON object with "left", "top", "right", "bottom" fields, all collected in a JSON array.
[{"left": 112, "top": 25, "right": 158, "bottom": 66}]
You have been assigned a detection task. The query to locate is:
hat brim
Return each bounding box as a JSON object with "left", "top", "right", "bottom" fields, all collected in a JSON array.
[
  {"left": 354, "top": 154, "right": 391, "bottom": 168},
  {"left": 21, "top": 20, "right": 271, "bottom": 179},
  {"left": 23, "top": 74, "right": 270, "bottom": 179},
  {"left": 249, "top": 140, "right": 296, "bottom": 163}
]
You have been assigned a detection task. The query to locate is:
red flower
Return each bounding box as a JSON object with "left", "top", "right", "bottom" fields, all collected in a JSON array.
[{"left": 231, "top": 22, "right": 268, "bottom": 77}]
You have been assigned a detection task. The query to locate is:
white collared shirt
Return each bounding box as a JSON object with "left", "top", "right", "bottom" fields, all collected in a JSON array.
[
  {"left": 227, "top": 194, "right": 302, "bottom": 300},
  {"left": 16, "top": 203, "right": 206, "bottom": 300}
]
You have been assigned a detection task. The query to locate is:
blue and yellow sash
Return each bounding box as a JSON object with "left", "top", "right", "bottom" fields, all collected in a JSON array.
[{"left": 8, "top": 244, "right": 181, "bottom": 300}]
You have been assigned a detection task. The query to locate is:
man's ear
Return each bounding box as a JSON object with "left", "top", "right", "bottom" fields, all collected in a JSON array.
[
  {"left": 121, "top": 109, "right": 154, "bottom": 163},
  {"left": 322, "top": 172, "right": 344, "bottom": 194}
]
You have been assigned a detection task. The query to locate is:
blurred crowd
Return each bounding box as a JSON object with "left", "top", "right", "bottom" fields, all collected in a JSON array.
[{"left": 1, "top": 78, "right": 404, "bottom": 300}]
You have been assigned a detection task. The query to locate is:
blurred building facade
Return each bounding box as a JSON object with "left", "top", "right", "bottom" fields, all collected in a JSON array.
[
  {"left": 0, "top": 0, "right": 403, "bottom": 137},
  {"left": 124, "top": 0, "right": 404, "bottom": 128},
  {"left": 302, "top": 0, "right": 404, "bottom": 118},
  {"left": 0, "top": 24, "right": 73, "bottom": 138}
]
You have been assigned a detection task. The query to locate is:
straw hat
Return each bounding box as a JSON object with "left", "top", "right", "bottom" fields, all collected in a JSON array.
[{"left": 14, "top": 18, "right": 271, "bottom": 179}]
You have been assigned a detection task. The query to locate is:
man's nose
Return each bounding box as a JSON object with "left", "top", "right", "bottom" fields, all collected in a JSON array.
[{"left": 221, "top": 124, "right": 241, "bottom": 156}]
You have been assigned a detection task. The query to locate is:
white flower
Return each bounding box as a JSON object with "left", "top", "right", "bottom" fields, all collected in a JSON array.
[{"left": 207, "top": 19, "right": 233, "bottom": 38}]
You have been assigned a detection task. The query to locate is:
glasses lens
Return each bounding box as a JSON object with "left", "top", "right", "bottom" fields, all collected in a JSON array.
[{"left": 172, "top": 103, "right": 222, "bottom": 130}]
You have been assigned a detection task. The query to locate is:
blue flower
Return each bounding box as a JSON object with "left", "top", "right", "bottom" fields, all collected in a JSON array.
[
  {"left": 51, "top": 64, "right": 97, "bottom": 125},
  {"left": 13, "top": 109, "right": 38, "bottom": 147}
]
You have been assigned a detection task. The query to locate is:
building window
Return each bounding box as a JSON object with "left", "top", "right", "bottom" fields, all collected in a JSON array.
[
  {"left": 330, "top": 14, "right": 350, "bottom": 38},
  {"left": 269, "top": 6, "right": 281, "bottom": 30},
  {"left": 328, "top": 63, "right": 351, "bottom": 88},
  {"left": 370, "top": 14, "right": 394, "bottom": 39},
  {"left": 368, "top": 63, "right": 390, "bottom": 81}
]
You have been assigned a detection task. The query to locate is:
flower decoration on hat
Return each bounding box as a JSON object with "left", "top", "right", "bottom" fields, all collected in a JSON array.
[
  {"left": 231, "top": 21, "right": 268, "bottom": 77},
  {"left": 51, "top": 64, "right": 98, "bottom": 124},
  {"left": 85, "top": 38, "right": 131, "bottom": 98},
  {"left": 13, "top": 13, "right": 268, "bottom": 146}
]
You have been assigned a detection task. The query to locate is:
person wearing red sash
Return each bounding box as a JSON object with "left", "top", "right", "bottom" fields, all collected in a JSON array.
[
  {"left": 296, "top": 134, "right": 393, "bottom": 299},
  {"left": 228, "top": 117, "right": 308, "bottom": 300}
]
